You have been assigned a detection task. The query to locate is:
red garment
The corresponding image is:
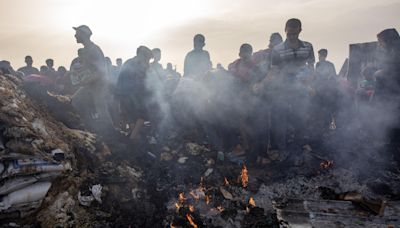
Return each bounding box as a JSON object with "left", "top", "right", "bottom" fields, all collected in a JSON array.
[
  {"left": 228, "top": 58, "right": 256, "bottom": 83},
  {"left": 23, "top": 74, "right": 55, "bottom": 86}
]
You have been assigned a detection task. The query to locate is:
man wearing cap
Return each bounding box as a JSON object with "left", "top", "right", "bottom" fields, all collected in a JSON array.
[
  {"left": 71, "top": 25, "right": 111, "bottom": 128},
  {"left": 183, "top": 34, "right": 212, "bottom": 78},
  {"left": 116, "top": 46, "right": 153, "bottom": 141}
]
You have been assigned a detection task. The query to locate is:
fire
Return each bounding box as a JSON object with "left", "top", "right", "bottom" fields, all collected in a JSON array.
[
  {"left": 179, "top": 193, "right": 186, "bottom": 203},
  {"left": 320, "top": 160, "right": 334, "bottom": 169},
  {"left": 224, "top": 177, "right": 229, "bottom": 186},
  {"left": 175, "top": 202, "right": 181, "bottom": 210},
  {"left": 186, "top": 214, "right": 198, "bottom": 228},
  {"left": 217, "top": 206, "right": 224, "bottom": 212},
  {"left": 205, "top": 195, "right": 210, "bottom": 205},
  {"left": 240, "top": 165, "right": 248, "bottom": 188},
  {"left": 249, "top": 197, "right": 256, "bottom": 207},
  {"left": 189, "top": 205, "right": 195, "bottom": 212}
]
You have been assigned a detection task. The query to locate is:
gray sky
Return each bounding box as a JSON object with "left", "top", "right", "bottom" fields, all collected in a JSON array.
[{"left": 0, "top": 0, "right": 399, "bottom": 72}]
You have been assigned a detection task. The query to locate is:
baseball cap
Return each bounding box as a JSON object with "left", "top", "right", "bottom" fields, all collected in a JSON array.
[{"left": 73, "top": 25, "right": 92, "bottom": 37}]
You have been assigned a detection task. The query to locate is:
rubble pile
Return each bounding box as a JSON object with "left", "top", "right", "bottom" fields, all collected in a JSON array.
[
  {"left": 1, "top": 73, "right": 400, "bottom": 227},
  {"left": 0, "top": 74, "right": 107, "bottom": 225}
]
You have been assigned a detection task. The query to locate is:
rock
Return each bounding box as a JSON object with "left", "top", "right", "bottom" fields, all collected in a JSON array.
[
  {"left": 186, "top": 142, "right": 209, "bottom": 156},
  {"left": 160, "top": 152, "right": 173, "bottom": 161},
  {"left": 178, "top": 157, "right": 188, "bottom": 164},
  {"left": 204, "top": 168, "right": 213, "bottom": 177}
]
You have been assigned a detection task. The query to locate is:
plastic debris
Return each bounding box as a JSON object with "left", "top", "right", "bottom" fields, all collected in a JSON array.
[
  {"left": 78, "top": 191, "right": 94, "bottom": 207},
  {"left": 204, "top": 168, "right": 213, "bottom": 177},
  {"left": 186, "top": 143, "right": 210, "bottom": 156},
  {"left": 91, "top": 184, "right": 102, "bottom": 204},
  {"left": 178, "top": 157, "right": 188, "bottom": 164},
  {"left": 160, "top": 152, "right": 173, "bottom": 161},
  {"left": 0, "top": 182, "right": 51, "bottom": 211}
]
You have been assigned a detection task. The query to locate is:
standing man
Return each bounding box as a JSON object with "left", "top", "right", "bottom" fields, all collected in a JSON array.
[
  {"left": 116, "top": 46, "right": 153, "bottom": 141},
  {"left": 269, "top": 18, "right": 315, "bottom": 161},
  {"left": 183, "top": 34, "right": 212, "bottom": 78},
  {"left": 45, "top": 58, "right": 57, "bottom": 78},
  {"left": 71, "top": 25, "right": 111, "bottom": 128},
  {"left": 315, "top": 49, "right": 336, "bottom": 80},
  {"left": 18, "top": 55, "right": 39, "bottom": 76}
]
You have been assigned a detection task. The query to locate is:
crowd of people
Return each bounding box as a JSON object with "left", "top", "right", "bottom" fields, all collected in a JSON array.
[{"left": 1, "top": 18, "right": 399, "bottom": 165}]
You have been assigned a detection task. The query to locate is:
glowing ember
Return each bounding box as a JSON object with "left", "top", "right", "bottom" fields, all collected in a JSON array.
[
  {"left": 179, "top": 193, "right": 186, "bottom": 203},
  {"left": 186, "top": 214, "right": 198, "bottom": 228},
  {"left": 205, "top": 195, "right": 210, "bottom": 205},
  {"left": 217, "top": 206, "right": 224, "bottom": 212},
  {"left": 224, "top": 177, "right": 229, "bottom": 186},
  {"left": 189, "top": 205, "right": 195, "bottom": 212},
  {"left": 240, "top": 165, "right": 249, "bottom": 188},
  {"left": 320, "top": 160, "right": 334, "bottom": 169},
  {"left": 249, "top": 197, "right": 256, "bottom": 207}
]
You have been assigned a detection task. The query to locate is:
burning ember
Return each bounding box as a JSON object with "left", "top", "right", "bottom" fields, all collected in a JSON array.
[
  {"left": 249, "top": 197, "right": 256, "bottom": 207},
  {"left": 174, "top": 202, "right": 181, "bottom": 211},
  {"left": 240, "top": 165, "right": 249, "bottom": 188},
  {"left": 224, "top": 177, "right": 230, "bottom": 186},
  {"left": 320, "top": 160, "right": 334, "bottom": 169},
  {"left": 186, "top": 214, "right": 198, "bottom": 228},
  {"left": 205, "top": 195, "right": 210, "bottom": 205},
  {"left": 179, "top": 193, "right": 186, "bottom": 203},
  {"left": 189, "top": 205, "right": 195, "bottom": 212}
]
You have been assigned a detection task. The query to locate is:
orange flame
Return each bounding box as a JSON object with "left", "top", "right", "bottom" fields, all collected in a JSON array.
[
  {"left": 224, "top": 177, "right": 229, "bottom": 186},
  {"left": 175, "top": 203, "right": 180, "bottom": 209},
  {"left": 179, "top": 193, "right": 186, "bottom": 203},
  {"left": 249, "top": 197, "right": 256, "bottom": 207},
  {"left": 189, "top": 205, "right": 195, "bottom": 212},
  {"left": 240, "top": 165, "right": 249, "bottom": 188},
  {"left": 205, "top": 195, "right": 210, "bottom": 205},
  {"left": 186, "top": 214, "right": 198, "bottom": 228}
]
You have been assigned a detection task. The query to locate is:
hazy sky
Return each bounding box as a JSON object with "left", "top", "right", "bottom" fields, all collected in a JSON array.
[{"left": 0, "top": 0, "right": 399, "bottom": 72}]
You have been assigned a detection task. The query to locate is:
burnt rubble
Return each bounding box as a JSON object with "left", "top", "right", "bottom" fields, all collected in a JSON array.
[{"left": 1, "top": 72, "right": 400, "bottom": 227}]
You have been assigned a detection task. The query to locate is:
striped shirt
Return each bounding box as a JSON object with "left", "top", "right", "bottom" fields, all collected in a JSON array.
[{"left": 271, "top": 39, "right": 315, "bottom": 79}]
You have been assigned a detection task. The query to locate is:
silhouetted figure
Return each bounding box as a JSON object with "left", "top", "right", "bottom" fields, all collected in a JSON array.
[
  {"left": 269, "top": 18, "right": 315, "bottom": 160},
  {"left": 116, "top": 46, "right": 153, "bottom": 141},
  {"left": 0, "top": 60, "right": 17, "bottom": 76},
  {"left": 183, "top": 34, "right": 212, "bottom": 78},
  {"left": 116, "top": 58, "right": 123, "bottom": 68},
  {"left": 314, "top": 49, "right": 338, "bottom": 134},
  {"left": 374, "top": 28, "right": 400, "bottom": 102},
  {"left": 45, "top": 58, "right": 57, "bottom": 77},
  {"left": 254, "top": 32, "right": 283, "bottom": 76},
  {"left": 70, "top": 25, "right": 112, "bottom": 128},
  {"left": 18, "top": 56, "right": 39, "bottom": 76},
  {"left": 150, "top": 48, "right": 165, "bottom": 79},
  {"left": 165, "top": 63, "right": 181, "bottom": 79},
  {"left": 39, "top": 65, "right": 49, "bottom": 75},
  {"left": 315, "top": 49, "right": 336, "bottom": 80}
]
